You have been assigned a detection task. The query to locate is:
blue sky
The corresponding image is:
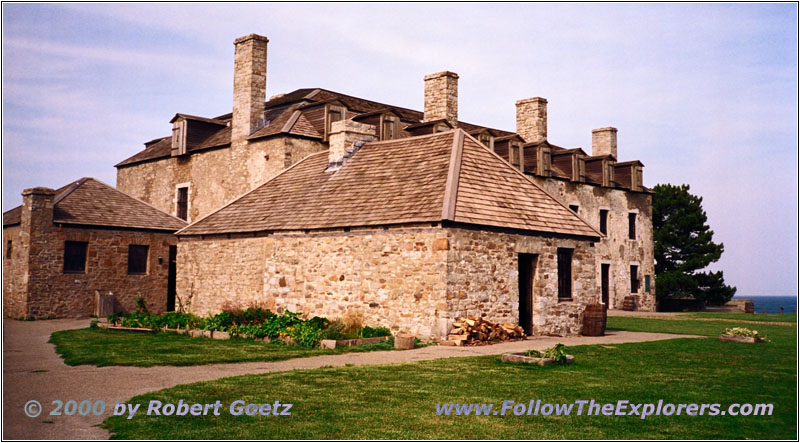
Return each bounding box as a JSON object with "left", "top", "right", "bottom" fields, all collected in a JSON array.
[{"left": 2, "top": 3, "right": 797, "bottom": 295}]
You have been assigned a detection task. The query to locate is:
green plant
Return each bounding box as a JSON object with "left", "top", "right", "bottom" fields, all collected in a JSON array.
[
  {"left": 360, "top": 325, "right": 391, "bottom": 338},
  {"left": 134, "top": 297, "right": 150, "bottom": 315},
  {"left": 724, "top": 327, "right": 770, "bottom": 342},
  {"left": 107, "top": 313, "right": 120, "bottom": 325},
  {"left": 90, "top": 320, "right": 99, "bottom": 329},
  {"left": 526, "top": 344, "right": 568, "bottom": 365}
]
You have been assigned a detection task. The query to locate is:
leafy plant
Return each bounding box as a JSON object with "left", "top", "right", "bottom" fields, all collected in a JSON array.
[
  {"left": 361, "top": 326, "right": 391, "bottom": 338},
  {"left": 107, "top": 313, "right": 120, "bottom": 325},
  {"left": 724, "top": 327, "right": 770, "bottom": 342},
  {"left": 134, "top": 297, "right": 150, "bottom": 315},
  {"left": 525, "top": 343, "right": 569, "bottom": 365}
]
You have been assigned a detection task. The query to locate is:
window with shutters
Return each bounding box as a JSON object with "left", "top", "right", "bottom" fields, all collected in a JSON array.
[
  {"left": 381, "top": 115, "right": 396, "bottom": 140},
  {"left": 64, "top": 241, "right": 88, "bottom": 274},
  {"left": 510, "top": 145, "right": 521, "bottom": 168},
  {"left": 326, "top": 105, "right": 346, "bottom": 138},
  {"left": 557, "top": 248, "right": 573, "bottom": 301},
  {"left": 630, "top": 265, "right": 639, "bottom": 293},
  {"left": 128, "top": 245, "right": 149, "bottom": 275},
  {"left": 176, "top": 187, "right": 189, "bottom": 221},
  {"left": 599, "top": 209, "right": 609, "bottom": 235},
  {"left": 628, "top": 212, "right": 637, "bottom": 239}
]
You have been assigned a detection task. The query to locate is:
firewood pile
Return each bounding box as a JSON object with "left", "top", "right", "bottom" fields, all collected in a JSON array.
[{"left": 445, "top": 316, "right": 526, "bottom": 346}]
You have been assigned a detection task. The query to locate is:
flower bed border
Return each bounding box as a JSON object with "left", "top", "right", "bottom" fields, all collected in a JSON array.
[
  {"left": 319, "top": 336, "right": 390, "bottom": 349},
  {"left": 501, "top": 352, "right": 575, "bottom": 366},
  {"left": 718, "top": 334, "right": 764, "bottom": 344}
]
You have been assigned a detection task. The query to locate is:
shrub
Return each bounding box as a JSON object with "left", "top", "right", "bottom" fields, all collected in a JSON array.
[
  {"left": 724, "top": 327, "right": 770, "bottom": 342},
  {"left": 360, "top": 326, "right": 392, "bottom": 338},
  {"left": 526, "top": 343, "right": 569, "bottom": 365}
]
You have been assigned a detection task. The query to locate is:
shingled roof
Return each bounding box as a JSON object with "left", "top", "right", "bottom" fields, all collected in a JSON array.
[
  {"left": 2, "top": 178, "right": 186, "bottom": 231},
  {"left": 178, "top": 130, "right": 600, "bottom": 238}
]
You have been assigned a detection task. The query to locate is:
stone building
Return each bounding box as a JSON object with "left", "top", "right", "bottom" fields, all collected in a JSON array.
[
  {"left": 2, "top": 178, "right": 185, "bottom": 318},
  {"left": 113, "top": 33, "right": 656, "bottom": 336}
]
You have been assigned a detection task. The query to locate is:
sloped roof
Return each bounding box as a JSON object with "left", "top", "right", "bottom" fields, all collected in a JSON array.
[
  {"left": 2, "top": 178, "right": 186, "bottom": 231},
  {"left": 178, "top": 130, "right": 599, "bottom": 238}
]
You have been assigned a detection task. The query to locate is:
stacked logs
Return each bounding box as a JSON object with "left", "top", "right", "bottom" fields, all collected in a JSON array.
[{"left": 446, "top": 316, "right": 526, "bottom": 346}]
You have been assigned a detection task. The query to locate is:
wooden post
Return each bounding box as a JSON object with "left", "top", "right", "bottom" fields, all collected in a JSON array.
[{"left": 394, "top": 334, "right": 415, "bottom": 350}]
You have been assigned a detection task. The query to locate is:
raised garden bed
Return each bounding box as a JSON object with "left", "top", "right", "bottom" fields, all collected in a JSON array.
[
  {"left": 501, "top": 352, "right": 575, "bottom": 366},
  {"left": 718, "top": 334, "right": 764, "bottom": 343},
  {"left": 320, "top": 336, "right": 390, "bottom": 349}
]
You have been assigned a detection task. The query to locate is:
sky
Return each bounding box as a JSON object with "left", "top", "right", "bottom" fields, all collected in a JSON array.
[{"left": 2, "top": 3, "right": 797, "bottom": 295}]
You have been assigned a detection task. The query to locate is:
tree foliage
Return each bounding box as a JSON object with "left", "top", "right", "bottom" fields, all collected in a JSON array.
[{"left": 653, "top": 183, "right": 736, "bottom": 305}]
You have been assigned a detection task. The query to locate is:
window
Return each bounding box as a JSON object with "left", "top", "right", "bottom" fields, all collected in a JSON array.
[
  {"left": 64, "top": 241, "right": 88, "bottom": 273},
  {"left": 628, "top": 212, "right": 636, "bottom": 239},
  {"left": 326, "top": 105, "right": 346, "bottom": 136},
  {"left": 127, "top": 245, "right": 149, "bottom": 275},
  {"left": 381, "top": 116, "right": 396, "bottom": 140},
  {"left": 644, "top": 274, "right": 651, "bottom": 293},
  {"left": 557, "top": 248, "right": 573, "bottom": 300},
  {"left": 5, "top": 240, "right": 11, "bottom": 259},
  {"left": 176, "top": 187, "right": 188, "bottom": 221},
  {"left": 630, "top": 265, "right": 639, "bottom": 294},
  {"left": 569, "top": 205, "right": 579, "bottom": 213},
  {"left": 510, "top": 145, "right": 520, "bottom": 168},
  {"left": 599, "top": 209, "right": 609, "bottom": 235}
]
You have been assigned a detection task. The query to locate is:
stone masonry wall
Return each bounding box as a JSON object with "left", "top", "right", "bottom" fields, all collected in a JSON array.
[
  {"left": 445, "top": 227, "right": 597, "bottom": 336},
  {"left": 3, "top": 225, "right": 27, "bottom": 318},
  {"left": 177, "top": 227, "right": 450, "bottom": 339},
  {"left": 117, "top": 136, "right": 326, "bottom": 222},
  {"left": 530, "top": 177, "right": 656, "bottom": 311}
]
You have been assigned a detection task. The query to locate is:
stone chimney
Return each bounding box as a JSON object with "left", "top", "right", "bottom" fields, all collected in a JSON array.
[
  {"left": 423, "top": 71, "right": 459, "bottom": 126},
  {"left": 21, "top": 187, "right": 55, "bottom": 231},
  {"left": 326, "top": 120, "right": 376, "bottom": 171},
  {"left": 515, "top": 97, "right": 547, "bottom": 144},
  {"left": 592, "top": 127, "right": 618, "bottom": 159},
  {"left": 232, "top": 34, "right": 269, "bottom": 143}
]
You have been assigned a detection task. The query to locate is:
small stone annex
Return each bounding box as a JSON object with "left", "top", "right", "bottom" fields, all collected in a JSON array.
[
  {"left": 2, "top": 178, "right": 186, "bottom": 318},
  {"left": 177, "top": 128, "right": 601, "bottom": 338}
]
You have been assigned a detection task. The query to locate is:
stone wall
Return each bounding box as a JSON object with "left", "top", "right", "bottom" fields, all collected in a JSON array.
[
  {"left": 3, "top": 188, "right": 177, "bottom": 319},
  {"left": 445, "top": 226, "right": 597, "bottom": 336},
  {"left": 530, "top": 177, "right": 656, "bottom": 311},
  {"left": 177, "top": 224, "right": 598, "bottom": 339},
  {"left": 116, "top": 136, "right": 326, "bottom": 222},
  {"left": 3, "top": 225, "right": 27, "bottom": 318}
]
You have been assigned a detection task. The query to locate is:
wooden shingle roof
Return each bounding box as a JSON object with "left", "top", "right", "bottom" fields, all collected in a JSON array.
[
  {"left": 2, "top": 178, "right": 186, "bottom": 232},
  {"left": 178, "top": 130, "right": 600, "bottom": 238}
]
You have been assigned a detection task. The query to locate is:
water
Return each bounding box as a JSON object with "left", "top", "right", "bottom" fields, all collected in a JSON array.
[{"left": 734, "top": 295, "right": 797, "bottom": 314}]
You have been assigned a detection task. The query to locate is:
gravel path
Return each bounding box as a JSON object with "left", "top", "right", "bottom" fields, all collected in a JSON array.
[{"left": 3, "top": 318, "right": 701, "bottom": 440}]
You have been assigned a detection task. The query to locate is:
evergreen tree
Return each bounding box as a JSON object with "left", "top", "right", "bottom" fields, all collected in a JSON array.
[{"left": 653, "top": 183, "right": 736, "bottom": 305}]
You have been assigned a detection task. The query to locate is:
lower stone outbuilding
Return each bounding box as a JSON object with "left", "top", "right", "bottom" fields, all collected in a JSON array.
[
  {"left": 177, "top": 129, "right": 602, "bottom": 340},
  {"left": 2, "top": 178, "right": 186, "bottom": 319}
]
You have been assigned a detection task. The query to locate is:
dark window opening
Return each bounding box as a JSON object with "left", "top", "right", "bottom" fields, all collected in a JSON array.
[
  {"left": 64, "top": 241, "right": 88, "bottom": 273},
  {"left": 644, "top": 274, "right": 651, "bottom": 293},
  {"left": 599, "top": 209, "right": 608, "bottom": 235},
  {"left": 557, "top": 248, "right": 573, "bottom": 300},
  {"left": 630, "top": 265, "right": 639, "bottom": 294},
  {"left": 569, "top": 205, "right": 579, "bottom": 213},
  {"left": 128, "top": 245, "right": 149, "bottom": 275},
  {"left": 628, "top": 212, "right": 636, "bottom": 239},
  {"left": 5, "top": 240, "right": 12, "bottom": 259},
  {"left": 177, "top": 187, "right": 188, "bottom": 221}
]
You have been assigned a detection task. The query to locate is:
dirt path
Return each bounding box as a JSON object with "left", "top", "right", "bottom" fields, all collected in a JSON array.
[{"left": 3, "top": 318, "right": 701, "bottom": 440}]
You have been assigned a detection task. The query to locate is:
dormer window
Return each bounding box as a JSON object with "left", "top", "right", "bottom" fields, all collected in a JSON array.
[
  {"left": 477, "top": 133, "right": 495, "bottom": 151},
  {"left": 510, "top": 144, "right": 521, "bottom": 169},
  {"left": 325, "top": 105, "right": 347, "bottom": 139},
  {"left": 171, "top": 119, "right": 187, "bottom": 156},
  {"left": 381, "top": 115, "right": 398, "bottom": 140}
]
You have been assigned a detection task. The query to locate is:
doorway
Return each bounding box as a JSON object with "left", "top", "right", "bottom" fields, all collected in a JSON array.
[
  {"left": 601, "top": 263, "right": 610, "bottom": 308},
  {"left": 518, "top": 253, "right": 538, "bottom": 335},
  {"left": 167, "top": 246, "right": 177, "bottom": 312}
]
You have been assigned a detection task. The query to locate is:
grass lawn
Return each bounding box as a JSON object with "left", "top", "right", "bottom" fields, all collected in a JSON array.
[
  {"left": 686, "top": 312, "right": 796, "bottom": 323},
  {"left": 103, "top": 318, "right": 796, "bottom": 439},
  {"left": 49, "top": 328, "right": 393, "bottom": 367}
]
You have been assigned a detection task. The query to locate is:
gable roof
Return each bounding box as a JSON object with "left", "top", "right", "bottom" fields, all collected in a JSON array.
[
  {"left": 177, "top": 130, "right": 600, "bottom": 238},
  {"left": 2, "top": 178, "right": 186, "bottom": 231}
]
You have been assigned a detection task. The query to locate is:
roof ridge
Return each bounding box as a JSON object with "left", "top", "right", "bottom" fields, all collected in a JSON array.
[
  {"left": 460, "top": 132, "right": 602, "bottom": 238},
  {"left": 281, "top": 110, "right": 302, "bottom": 133},
  {"left": 53, "top": 177, "right": 90, "bottom": 205},
  {"left": 442, "top": 129, "right": 465, "bottom": 220},
  {"left": 177, "top": 151, "right": 325, "bottom": 235}
]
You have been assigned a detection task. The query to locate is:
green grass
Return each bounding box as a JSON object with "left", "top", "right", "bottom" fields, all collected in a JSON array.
[
  {"left": 686, "top": 312, "right": 796, "bottom": 323},
  {"left": 49, "top": 328, "right": 393, "bottom": 367},
  {"left": 103, "top": 318, "right": 796, "bottom": 439}
]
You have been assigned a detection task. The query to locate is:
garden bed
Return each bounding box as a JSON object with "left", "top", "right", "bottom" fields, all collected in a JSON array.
[
  {"left": 501, "top": 352, "right": 575, "bottom": 366},
  {"left": 320, "top": 336, "right": 390, "bottom": 349},
  {"left": 718, "top": 334, "right": 764, "bottom": 343}
]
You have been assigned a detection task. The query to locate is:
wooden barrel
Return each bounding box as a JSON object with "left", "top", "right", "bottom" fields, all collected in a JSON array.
[
  {"left": 582, "top": 304, "right": 606, "bottom": 336},
  {"left": 622, "top": 295, "right": 636, "bottom": 311}
]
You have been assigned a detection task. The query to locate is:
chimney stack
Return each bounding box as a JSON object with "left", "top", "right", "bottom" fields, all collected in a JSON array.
[
  {"left": 326, "top": 120, "right": 376, "bottom": 171},
  {"left": 592, "top": 127, "right": 618, "bottom": 159},
  {"left": 232, "top": 34, "right": 269, "bottom": 143},
  {"left": 423, "top": 71, "right": 459, "bottom": 126},
  {"left": 21, "top": 187, "right": 55, "bottom": 234},
  {"left": 515, "top": 97, "right": 547, "bottom": 144}
]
